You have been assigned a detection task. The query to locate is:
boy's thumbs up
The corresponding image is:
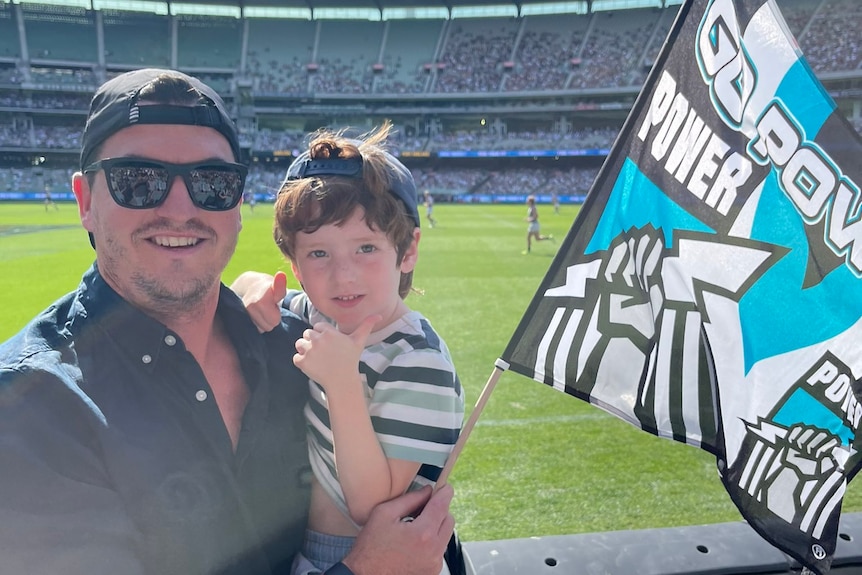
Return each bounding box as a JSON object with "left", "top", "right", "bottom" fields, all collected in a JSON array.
[{"left": 348, "top": 314, "right": 382, "bottom": 346}]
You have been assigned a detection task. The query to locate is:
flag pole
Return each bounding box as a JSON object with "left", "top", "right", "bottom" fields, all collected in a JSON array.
[{"left": 435, "top": 358, "right": 510, "bottom": 488}]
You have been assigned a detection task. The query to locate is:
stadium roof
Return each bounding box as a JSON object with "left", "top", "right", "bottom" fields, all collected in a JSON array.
[
  {"left": 8, "top": 0, "right": 684, "bottom": 18},
  {"left": 224, "top": 0, "right": 677, "bottom": 8}
]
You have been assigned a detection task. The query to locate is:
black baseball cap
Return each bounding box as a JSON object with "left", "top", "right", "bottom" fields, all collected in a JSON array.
[
  {"left": 284, "top": 149, "right": 421, "bottom": 228},
  {"left": 80, "top": 68, "right": 241, "bottom": 169}
]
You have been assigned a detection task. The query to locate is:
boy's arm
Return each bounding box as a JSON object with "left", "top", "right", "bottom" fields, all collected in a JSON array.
[
  {"left": 294, "top": 318, "right": 420, "bottom": 525},
  {"left": 295, "top": 320, "right": 463, "bottom": 526},
  {"left": 328, "top": 378, "right": 422, "bottom": 524}
]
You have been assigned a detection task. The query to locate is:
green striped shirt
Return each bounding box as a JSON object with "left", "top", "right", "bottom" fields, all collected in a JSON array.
[{"left": 286, "top": 291, "right": 465, "bottom": 522}]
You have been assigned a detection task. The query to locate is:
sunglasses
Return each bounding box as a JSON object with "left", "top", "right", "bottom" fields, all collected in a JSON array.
[{"left": 83, "top": 157, "right": 248, "bottom": 211}]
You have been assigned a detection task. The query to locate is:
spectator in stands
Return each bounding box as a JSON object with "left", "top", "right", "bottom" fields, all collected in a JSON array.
[
  {"left": 0, "top": 68, "right": 455, "bottom": 575},
  {"left": 524, "top": 194, "right": 553, "bottom": 254}
]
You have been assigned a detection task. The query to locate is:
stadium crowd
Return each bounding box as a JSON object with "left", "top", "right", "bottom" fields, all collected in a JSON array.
[
  {"left": 232, "top": 0, "right": 861, "bottom": 94},
  {"left": 0, "top": 1, "right": 834, "bottom": 97},
  {"left": 0, "top": 122, "right": 620, "bottom": 155},
  {"left": 1, "top": 162, "right": 600, "bottom": 200}
]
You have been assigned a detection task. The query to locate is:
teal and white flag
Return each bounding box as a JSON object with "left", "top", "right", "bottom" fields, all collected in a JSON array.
[{"left": 500, "top": 1, "right": 862, "bottom": 572}]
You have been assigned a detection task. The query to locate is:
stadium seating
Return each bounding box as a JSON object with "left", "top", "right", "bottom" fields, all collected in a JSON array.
[
  {"left": 502, "top": 13, "right": 591, "bottom": 92},
  {"left": 103, "top": 11, "right": 171, "bottom": 68},
  {"left": 0, "top": 1, "right": 859, "bottom": 93},
  {"left": 0, "top": 0, "right": 861, "bottom": 201},
  {"left": 374, "top": 19, "right": 444, "bottom": 94},
  {"left": 799, "top": 0, "right": 862, "bottom": 72},
  {"left": 0, "top": 4, "right": 20, "bottom": 60},
  {"left": 245, "top": 19, "right": 315, "bottom": 94},
  {"left": 23, "top": 4, "right": 98, "bottom": 64},
  {"left": 176, "top": 14, "right": 241, "bottom": 70}
]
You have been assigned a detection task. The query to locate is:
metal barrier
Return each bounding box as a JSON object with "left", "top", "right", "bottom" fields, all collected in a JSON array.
[{"left": 462, "top": 512, "right": 862, "bottom": 574}]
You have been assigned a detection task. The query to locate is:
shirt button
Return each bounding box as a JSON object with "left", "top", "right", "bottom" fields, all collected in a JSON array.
[
  {"left": 195, "top": 390, "right": 208, "bottom": 402},
  {"left": 164, "top": 335, "right": 177, "bottom": 346},
  {"left": 141, "top": 354, "right": 152, "bottom": 364}
]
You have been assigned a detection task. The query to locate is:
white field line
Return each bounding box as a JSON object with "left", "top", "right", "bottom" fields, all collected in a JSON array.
[
  {"left": 474, "top": 412, "right": 609, "bottom": 427},
  {"left": 472, "top": 210, "right": 521, "bottom": 229}
]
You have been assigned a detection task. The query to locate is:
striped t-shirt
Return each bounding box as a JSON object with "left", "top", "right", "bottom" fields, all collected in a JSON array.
[{"left": 285, "top": 291, "right": 465, "bottom": 522}]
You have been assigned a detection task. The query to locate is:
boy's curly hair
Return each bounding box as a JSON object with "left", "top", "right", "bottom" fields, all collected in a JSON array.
[{"left": 273, "top": 122, "right": 418, "bottom": 298}]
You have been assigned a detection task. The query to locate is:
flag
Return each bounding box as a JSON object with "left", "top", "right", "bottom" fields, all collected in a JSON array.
[{"left": 500, "top": 1, "right": 862, "bottom": 573}]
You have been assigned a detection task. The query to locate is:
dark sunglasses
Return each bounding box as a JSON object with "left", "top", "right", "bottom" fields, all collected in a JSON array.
[{"left": 83, "top": 157, "right": 248, "bottom": 211}]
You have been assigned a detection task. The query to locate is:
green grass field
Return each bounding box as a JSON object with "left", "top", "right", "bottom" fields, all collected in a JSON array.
[{"left": 2, "top": 201, "right": 861, "bottom": 542}]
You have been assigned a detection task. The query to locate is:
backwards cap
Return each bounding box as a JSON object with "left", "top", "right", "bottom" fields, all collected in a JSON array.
[
  {"left": 283, "top": 148, "right": 420, "bottom": 228},
  {"left": 80, "top": 68, "right": 241, "bottom": 169}
]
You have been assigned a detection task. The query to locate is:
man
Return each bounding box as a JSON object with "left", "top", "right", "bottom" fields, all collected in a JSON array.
[{"left": 0, "top": 68, "right": 454, "bottom": 575}]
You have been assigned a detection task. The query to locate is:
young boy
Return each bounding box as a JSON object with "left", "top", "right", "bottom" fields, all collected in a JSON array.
[{"left": 233, "top": 124, "right": 464, "bottom": 572}]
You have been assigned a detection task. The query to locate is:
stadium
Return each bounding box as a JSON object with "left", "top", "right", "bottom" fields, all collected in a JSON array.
[
  {"left": 1, "top": 0, "right": 861, "bottom": 206},
  {"left": 3, "top": 0, "right": 862, "bottom": 573}
]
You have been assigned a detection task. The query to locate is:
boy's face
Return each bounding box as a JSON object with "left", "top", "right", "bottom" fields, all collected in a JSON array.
[{"left": 290, "top": 207, "right": 419, "bottom": 334}]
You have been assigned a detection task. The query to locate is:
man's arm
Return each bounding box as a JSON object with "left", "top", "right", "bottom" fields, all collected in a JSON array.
[{"left": 0, "top": 368, "right": 145, "bottom": 575}]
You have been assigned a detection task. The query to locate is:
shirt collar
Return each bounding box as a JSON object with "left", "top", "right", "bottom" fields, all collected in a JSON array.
[{"left": 66, "top": 263, "right": 267, "bottom": 379}]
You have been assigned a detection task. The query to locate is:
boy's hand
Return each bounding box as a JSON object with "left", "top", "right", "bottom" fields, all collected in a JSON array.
[{"left": 293, "top": 315, "right": 379, "bottom": 392}]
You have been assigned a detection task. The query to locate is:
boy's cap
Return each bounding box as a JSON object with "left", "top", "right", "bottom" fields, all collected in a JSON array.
[
  {"left": 80, "top": 68, "right": 241, "bottom": 169},
  {"left": 284, "top": 149, "right": 421, "bottom": 228}
]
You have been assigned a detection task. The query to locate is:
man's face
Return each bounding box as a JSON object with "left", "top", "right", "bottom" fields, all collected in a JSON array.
[{"left": 73, "top": 123, "right": 242, "bottom": 316}]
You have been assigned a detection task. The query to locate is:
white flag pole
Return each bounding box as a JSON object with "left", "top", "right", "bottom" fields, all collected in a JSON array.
[{"left": 435, "top": 358, "right": 510, "bottom": 488}]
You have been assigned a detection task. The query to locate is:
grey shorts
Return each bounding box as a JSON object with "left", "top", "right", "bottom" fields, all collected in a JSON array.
[
  {"left": 291, "top": 529, "right": 355, "bottom": 574},
  {"left": 290, "top": 528, "right": 454, "bottom": 575}
]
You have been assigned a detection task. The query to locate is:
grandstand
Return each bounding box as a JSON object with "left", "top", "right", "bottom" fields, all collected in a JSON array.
[{"left": 1, "top": 0, "right": 861, "bottom": 203}]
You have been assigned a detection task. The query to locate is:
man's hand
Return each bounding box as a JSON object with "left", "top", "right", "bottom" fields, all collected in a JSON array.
[
  {"left": 342, "top": 484, "right": 455, "bottom": 575},
  {"left": 230, "top": 271, "right": 286, "bottom": 333}
]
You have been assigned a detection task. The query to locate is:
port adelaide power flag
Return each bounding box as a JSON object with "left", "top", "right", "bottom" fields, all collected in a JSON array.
[{"left": 499, "top": 1, "right": 862, "bottom": 572}]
